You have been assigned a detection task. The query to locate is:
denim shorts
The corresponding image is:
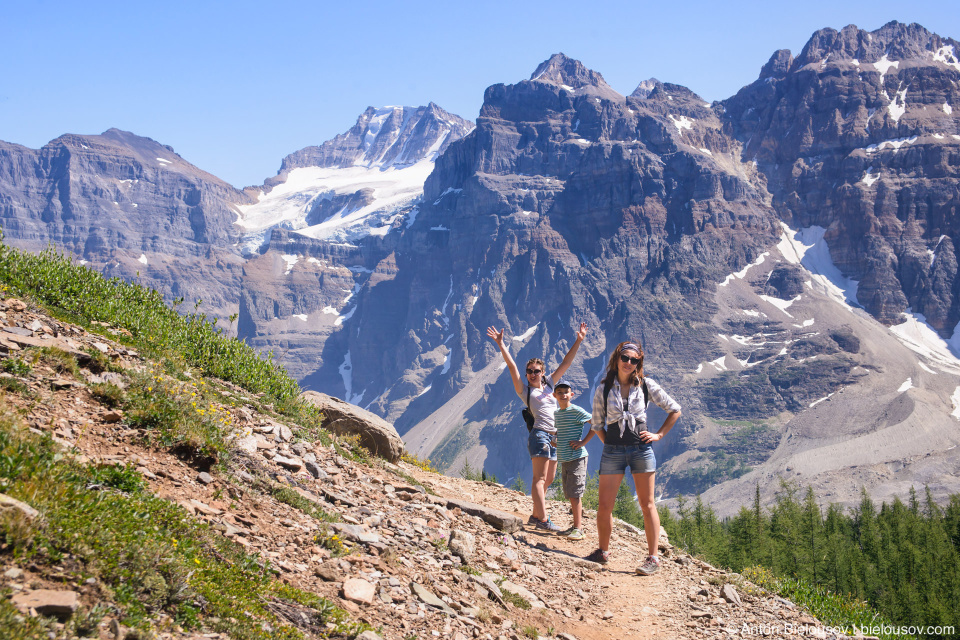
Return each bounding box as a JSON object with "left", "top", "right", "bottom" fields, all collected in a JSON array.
[
  {"left": 598, "top": 444, "right": 656, "bottom": 475},
  {"left": 527, "top": 429, "right": 557, "bottom": 460}
]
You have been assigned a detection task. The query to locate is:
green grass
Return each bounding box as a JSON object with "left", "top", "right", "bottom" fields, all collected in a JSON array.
[
  {"left": 500, "top": 588, "right": 531, "bottom": 610},
  {"left": 0, "top": 357, "right": 32, "bottom": 377},
  {"left": 0, "top": 238, "right": 324, "bottom": 437},
  {"left": 0, "top": 407, "right": 369, "bottom": 639},
  {"left": 122, "top": 370, "right": 236, "bottom": 466}
]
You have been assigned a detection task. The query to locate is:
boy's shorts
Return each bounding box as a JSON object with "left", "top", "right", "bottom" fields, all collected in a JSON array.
[{"left": 561, "top": 457, "right": 588, "bottom": 499}]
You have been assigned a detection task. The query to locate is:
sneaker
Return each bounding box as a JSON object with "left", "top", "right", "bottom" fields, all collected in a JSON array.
[
  {"left": 584, "top": 548, "right": 610, "bottom": 564},
  {"left": 535, "top": 516, "right": 562, "bottom": 532},
  {"left": 636, "top": 555, "right": 660, "bottom": 575},
  {"left": 527, "top": 515, "right": 541, "bottom": 525},
  {"left": 560, "top": 527, "right": 585, "bottom": 541}
]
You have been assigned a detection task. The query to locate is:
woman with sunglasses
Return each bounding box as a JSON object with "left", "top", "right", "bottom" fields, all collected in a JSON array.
[
  {"left": 585, "top": 341, "right": 681, "bottom": 575},
  {"left": 487, "top": 322, "right": 588, "bottom": 531}
]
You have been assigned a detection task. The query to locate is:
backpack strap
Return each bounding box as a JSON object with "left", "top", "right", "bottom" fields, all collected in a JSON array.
[{"left": 525, "top": 378, "right": 553, "bottom": 409}]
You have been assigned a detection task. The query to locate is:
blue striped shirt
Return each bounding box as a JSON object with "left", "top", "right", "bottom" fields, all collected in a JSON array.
[{"left": 554, "top": 404, "right": 591, "bottom": 463}]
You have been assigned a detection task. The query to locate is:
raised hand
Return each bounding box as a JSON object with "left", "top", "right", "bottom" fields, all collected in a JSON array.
[
  {"left": 576, "top": 322, "right": 588, "bottom": 342},
  {"left": 486, "top": 326, "right": 504, "bottom": 346}
]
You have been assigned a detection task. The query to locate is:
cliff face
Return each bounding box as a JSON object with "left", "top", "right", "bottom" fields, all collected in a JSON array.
[
  {"left": 723, "top": 21, "right": 960, "bottom": 330},
  {"left": 321, "top": 54, "right": 782, "bottom": 483},
  {"left": 0, "top": 128, "right": 251, "bottom": 320}
]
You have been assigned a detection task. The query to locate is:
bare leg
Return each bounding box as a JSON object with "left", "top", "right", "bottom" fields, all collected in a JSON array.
[
  {"left": 569, "top": 496, "right": 582, "bottom": 530},
  {"left": 596, "top": 473, "right": 623, "bottom": 551},
  {"left": 633, "top": 471, "right": 659, "bottom": 556},
  {"left": 530, "top": 456, "right": 550, "bottom": 520}
]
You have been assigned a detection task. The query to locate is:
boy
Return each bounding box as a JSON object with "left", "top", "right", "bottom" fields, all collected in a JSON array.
[{"left": 552, "top": 380, "right": 596, "bottom": 540}]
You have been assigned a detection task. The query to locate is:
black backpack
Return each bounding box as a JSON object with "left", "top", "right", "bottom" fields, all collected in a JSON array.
[
  {"left": 600, "top": 376, "right": 649, "bottom": 426},
  {"left": 522, "top": 378, "right": 553, "bottom": 432}
]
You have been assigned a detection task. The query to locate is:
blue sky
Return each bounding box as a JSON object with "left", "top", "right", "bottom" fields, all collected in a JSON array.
[{"left": 3, "top": 0, "right": 958, "bottom": 188}]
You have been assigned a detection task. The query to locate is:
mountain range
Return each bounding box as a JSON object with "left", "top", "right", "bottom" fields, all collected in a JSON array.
[{"left": 1, "top": 20, "right": 959, "bottom": 515}]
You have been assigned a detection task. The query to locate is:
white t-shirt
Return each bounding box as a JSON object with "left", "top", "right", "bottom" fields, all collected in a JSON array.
[{"left": 517, "top": 375, "right": 557, "bottom": 434}]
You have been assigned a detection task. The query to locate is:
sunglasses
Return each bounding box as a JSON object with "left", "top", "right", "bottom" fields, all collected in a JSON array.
[
  {"left": 526, "top": 369, "right": 543, "bottom": 375},
  {"left": 619, "top": 354, "right": 641, "bottom": 366}
]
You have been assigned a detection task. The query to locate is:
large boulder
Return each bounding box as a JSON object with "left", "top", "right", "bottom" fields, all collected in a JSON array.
[{"left": 300, "top": 391, "right": 404, "bottom": 463}]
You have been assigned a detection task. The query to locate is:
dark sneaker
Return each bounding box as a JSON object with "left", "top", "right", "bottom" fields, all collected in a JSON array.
[
  {"left": 585, "top": 548, "right": 610, "bottom": 564},
  {"left": 535, "top": 516, "right": 562, "bottom": 532},
  {"left": 636, "top": 555, "right": 660, "bottom": 575},
  {"left": 527, "top": 515, "right": 541, "bottom": 525}
]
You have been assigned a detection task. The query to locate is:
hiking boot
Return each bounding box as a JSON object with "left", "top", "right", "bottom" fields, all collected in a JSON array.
[
  {"left": 584, "top": 548, "right": 610, "bottom": 564},
  {"left": 636, "top": 555, "right": 660, "bottom": 575},
  {"left": 559, "top": 527, "right": 585, "bottom": 541},
  {"left": 535, "top": 516, "right": 562, "bottom": 532}
]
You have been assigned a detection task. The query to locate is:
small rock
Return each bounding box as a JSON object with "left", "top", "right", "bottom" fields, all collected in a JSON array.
[
  {"left": 602, "top": 610, "right": 614, "bottom": 620},
  {"left": 331, "top": 522, "right": 380, "bottom": 544},
  {"left": 274, "top": 455, "right": 303, "bottom": 472},
  {"left": 197, "top": 472, "right": 215, "bottom": 485},
  {"left": 721, "top": 583, "right": 742, "bottom": 606},
  {"left": 4, "top": 567, "right": 24, "bottom": 579},
  {"left": 92, "top": 342, "right": 110, "bottom": 353},
  {"left": 343, "top": 578, "right": 376, "bottom": 605},
  {"left": 0, "top": 493, "right": 40, "bottom": 521},
  {"left": 136, "top": 466, "right": 157, "bottom": 480},
  {"left": 188, "top": 499, "right": 221, "bottom": 516},
  {"left": 304, "top": 460, "right": 327, "bottom": 480},
  {"left": 448, "top": 529, "right": 476, "bottom": 563},
  {"left": 235, "top": 435, "right": 258, "bottom": 455},
  {"left": 101, "top": 410, "right": 124, "bottom": 424},
  {"left": 315, "top": 563, "right": 341, "bottom": 582},
  {"left": 355, "top": 632, "right": 384, "bottom": 640},
  {"left": 523, "top": 564, "right": 547, "bottom": 580},
  {"left": 411, "top": 582, "right": 456, "bottom": 615},
  {"left": 12, "top": 589, "right": 79, "bottom": 618}
]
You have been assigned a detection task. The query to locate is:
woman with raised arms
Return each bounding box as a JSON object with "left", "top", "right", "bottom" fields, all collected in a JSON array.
[{"left": 487, "top": 322, "right": 588, "bottom": 531}]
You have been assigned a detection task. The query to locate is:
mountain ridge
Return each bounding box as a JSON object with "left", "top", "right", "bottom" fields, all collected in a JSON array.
[{"left": 1, "top": 21, "right": 959, "bottom": 515}]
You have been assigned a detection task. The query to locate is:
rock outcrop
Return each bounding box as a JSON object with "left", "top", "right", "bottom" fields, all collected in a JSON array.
[{"left": 300, "top": 390, "right": 405, "bottom": 463}]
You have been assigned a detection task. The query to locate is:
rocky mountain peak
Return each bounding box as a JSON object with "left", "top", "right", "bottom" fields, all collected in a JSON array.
[
  {"left": 791, "top": 21, "right": 955, "bottom": 71},
  {"left": 276, "top": 104, "right": 473, "bottom": 177},
  {"left": 529, "top": 53, "right": 615, "bottom": 93},
  {"left": 630, "top": 78, "right": 661, "bottom": 99},
  {"left": 758, "top": 49, "right": 793, "bottom": 80}
]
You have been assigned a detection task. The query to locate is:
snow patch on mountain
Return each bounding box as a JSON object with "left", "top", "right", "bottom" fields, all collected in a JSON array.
[
  {"left": 235, "top": 159, "right": 437, "bottom": 251},
  {"left": 777, "top": 223, "right": 859, "bottom": 310},
  {"left": 874, "top": 54, "right": 899, "bottom": 78},
  {"left": 891, "top": 312, "right": 960, "bottom": 375},
  {"left": 234, "top": 105, "right": 472, "bottom": 253}
]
